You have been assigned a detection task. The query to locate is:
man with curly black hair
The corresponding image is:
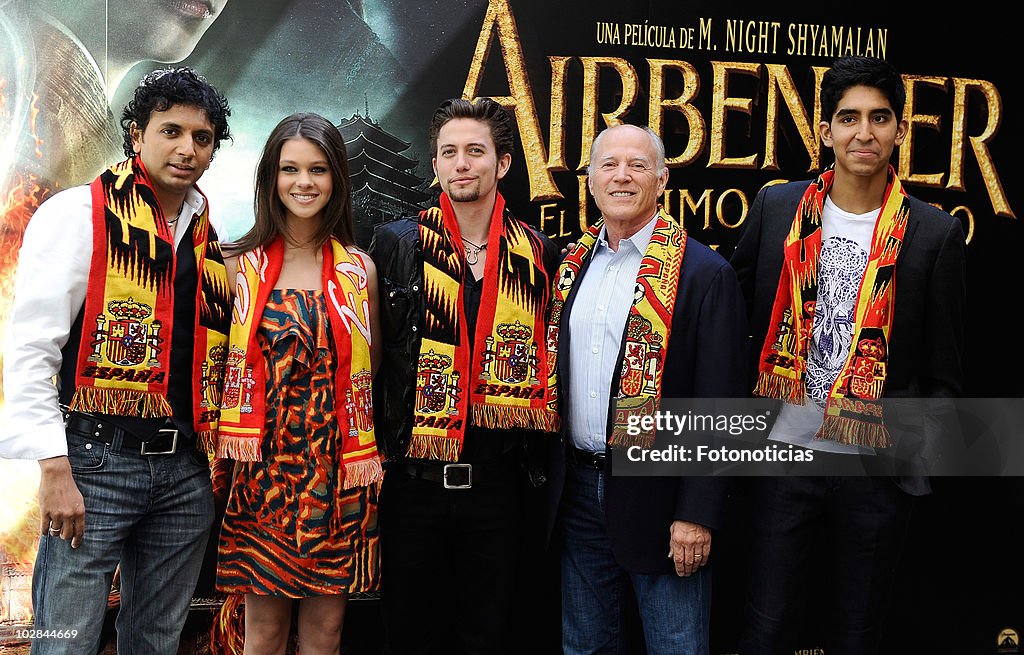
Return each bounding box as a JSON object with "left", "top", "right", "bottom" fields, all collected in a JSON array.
[{"left": 2, "top": 67, "right": 233, "bottom": 655}]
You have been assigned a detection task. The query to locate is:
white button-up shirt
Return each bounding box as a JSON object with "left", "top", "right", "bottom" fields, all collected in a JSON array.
[
  {"left": 0, "top": 184, "right": 213, "bottom": 460},
  {"left": 567, "top": 213, "right": 658, "bottom": 453}
]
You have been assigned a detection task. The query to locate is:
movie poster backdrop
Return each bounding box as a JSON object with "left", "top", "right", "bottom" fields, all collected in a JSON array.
[{"left": 1, "top": 1, "right": 1021, "bottom": 653}]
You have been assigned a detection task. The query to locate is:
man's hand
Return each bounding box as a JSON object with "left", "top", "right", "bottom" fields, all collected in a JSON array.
[
  {"left": 667, "top": 520, "right": 710, "bottom": 577},
  {"left": 38, "top": 457, "right": 85, "bottom": 549}
]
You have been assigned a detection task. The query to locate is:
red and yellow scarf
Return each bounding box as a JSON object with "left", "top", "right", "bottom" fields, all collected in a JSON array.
[
  {"left": 217, "top": 237, "right": 382, "bottom": 488},
  {"left": 755, "top": 165, "right": 909, "bottom": 448},
  {"left": 410, "top": 192, "right": 559, "bottom": 461},
  {"left": 545, "top": 208, "right": 686, "bottom": 448},
  {"left": 72, "top": 157, "right": 230, "bottom": 450}
]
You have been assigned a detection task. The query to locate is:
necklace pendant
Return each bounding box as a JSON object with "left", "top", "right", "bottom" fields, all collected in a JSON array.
[{"left": 461, "top": 237, "right": 486, "bottom": 267}]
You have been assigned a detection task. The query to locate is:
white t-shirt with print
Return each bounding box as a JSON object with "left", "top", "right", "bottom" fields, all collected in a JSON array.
[{"left": 769, "top": 195, "right": 878, "bottom": 455}]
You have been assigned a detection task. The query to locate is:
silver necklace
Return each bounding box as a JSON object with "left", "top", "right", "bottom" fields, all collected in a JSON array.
[{"left": 462, "top": 237, "right": 487, "bottom": 265}]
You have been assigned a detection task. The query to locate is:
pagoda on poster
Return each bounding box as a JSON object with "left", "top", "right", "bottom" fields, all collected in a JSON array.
[{"left": 338, "top": 103, "right": 431, "bottom": 248}]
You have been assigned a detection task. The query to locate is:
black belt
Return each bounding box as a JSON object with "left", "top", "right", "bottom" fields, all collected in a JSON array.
[
  {"left": 403, "top": 455, "right": 526, "bottom": 489},
  {"left": 568, "top": 444, "right": 607, "bottom": 470},
  {"left": 62, "top": 410, "right": 183, "bottom": 456},
  {"left": 402, "top": 461, "right": 476, "bottom": 489}
]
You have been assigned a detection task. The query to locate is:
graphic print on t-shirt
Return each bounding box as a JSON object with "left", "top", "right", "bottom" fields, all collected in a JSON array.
[{"left": 806, "top": 236, "right": 868, "bottom": 407}]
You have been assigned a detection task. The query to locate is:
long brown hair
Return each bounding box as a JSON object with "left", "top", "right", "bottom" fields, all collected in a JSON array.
[{"left": 226, "top": 112, "right": 353, "bottom": 254}]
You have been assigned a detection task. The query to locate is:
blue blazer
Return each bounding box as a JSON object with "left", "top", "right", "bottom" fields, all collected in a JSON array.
[{"left": 544, "top": 234, "right": 748, "bottom": 574}]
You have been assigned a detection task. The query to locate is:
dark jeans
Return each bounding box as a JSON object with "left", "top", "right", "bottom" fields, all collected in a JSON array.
[
  {"left": 378, "top": 459, "right": 529, "bottom": 655},
  {"left": 738, "top": 474, "right": 913, "bottom": 655},
  {"left": 31, "top": 429, "right": 214, "bottom": 655}
]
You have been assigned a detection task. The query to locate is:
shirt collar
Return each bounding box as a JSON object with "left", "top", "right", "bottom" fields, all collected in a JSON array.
[
  {"left": 596, "top": 209, "right": 660, "bottom": 254},
  {"left": 178, "top": 186, "right": 206, "bottom": 223}
]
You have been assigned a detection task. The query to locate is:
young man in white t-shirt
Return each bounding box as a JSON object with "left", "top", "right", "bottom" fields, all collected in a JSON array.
[{"left": 730, "top": 55, "right": 967, "bottom": 655}]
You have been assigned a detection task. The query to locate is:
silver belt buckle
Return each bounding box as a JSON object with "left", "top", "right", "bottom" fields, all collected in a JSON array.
[
  {"left": 443, "top": 463, "right": 472, "bottom": 489},
  {"left": 140, "top": 428, "right": 179, "bottom": 455}
]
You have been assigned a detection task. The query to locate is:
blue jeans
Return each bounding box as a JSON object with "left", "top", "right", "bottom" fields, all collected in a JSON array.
[
  {"left": 30, "top": 428, "right": 214, "bottom": 655},
  {"left": 559, "top": 462, "right": 711, "bottom": 655}
]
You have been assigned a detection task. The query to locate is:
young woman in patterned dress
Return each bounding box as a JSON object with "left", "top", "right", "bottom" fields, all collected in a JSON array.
[{"left": 214, "top": 112, "right": 383, "bottom": 655}]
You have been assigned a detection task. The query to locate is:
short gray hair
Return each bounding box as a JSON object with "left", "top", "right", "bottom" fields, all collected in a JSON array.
[{"left": 587, "top": 124, "right": 667, "bottom": 175}]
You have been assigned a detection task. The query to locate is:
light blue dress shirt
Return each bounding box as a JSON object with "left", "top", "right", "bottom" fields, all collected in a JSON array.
[{"left": 567, "top": 213, "right": 659, "bottom": 453}]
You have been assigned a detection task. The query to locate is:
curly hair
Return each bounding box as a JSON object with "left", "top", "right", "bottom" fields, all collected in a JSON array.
[
  {"left": 120, "top": 67, "right": 232, "bottom": 158},
  {"left": 428, "top": 97, "right": 515, "bottom": 159}
]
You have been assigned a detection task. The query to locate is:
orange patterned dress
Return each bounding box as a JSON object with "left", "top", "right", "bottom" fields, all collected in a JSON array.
[{"left": 216, "top": 289, "right": 379, "bottom": 597}]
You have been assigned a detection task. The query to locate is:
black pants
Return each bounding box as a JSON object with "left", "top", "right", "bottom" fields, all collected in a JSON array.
[
  {"left": 738, "top": 474, "right": 913, "bottom": 655},
  {"left": 379, "top": 460, "right": 539, "bottom": 655}
]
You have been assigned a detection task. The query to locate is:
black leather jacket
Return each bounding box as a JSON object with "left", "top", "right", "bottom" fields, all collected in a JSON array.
[
  {"left": 368, "top": 214, "right": 560, "bottom": 464},
  {"left": 367, "top": 217, "right": 424, "bottom": 462}
]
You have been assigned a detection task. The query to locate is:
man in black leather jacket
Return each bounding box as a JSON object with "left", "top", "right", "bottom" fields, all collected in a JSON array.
[{"left": 368, "top": 97, "right": 560, "bottom": 655}]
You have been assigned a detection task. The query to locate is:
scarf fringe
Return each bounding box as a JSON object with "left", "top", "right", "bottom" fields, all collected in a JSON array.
[
  {"left": 210, "top": 593, "right": 245, "bottom": 655},
  {"left": 196, "top": 430, "right": 217, "bottom": 460},
  {"left": 609, "top": 428, "right": 655, "bottom": 449},
  {"left": 471, "top": 404, "right": 561, "bottom": 433},
  {"left": 215, "top": 435, "right": 262, "bottom": 462},
  {"left": 70, "top": 387, "right": 173, "bottom": 418},
  {"left": 342, "top": 456, "right": 384, "bottom": 489},
  {"left": 817, "top": 415, "right": 892, "bottom": 448},
  {"left": 406, "top": 434, "right": 463, "bottom": 461},
  {"left": 753, "top": 371, "right": 805, "bottom": 404}
]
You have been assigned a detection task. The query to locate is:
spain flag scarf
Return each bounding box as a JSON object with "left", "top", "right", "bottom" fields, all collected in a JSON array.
[
  {"left": 545, "top": 208, "right": 686, "bottom": 448},
  {"left": 754, "top": 165, "right": 908, "bottom": 448},
  {"left": 410, "top": 192, "right": 559, "bottom": 461},
  {"left": 72, "top": 158, "right": 230, "bottom": 450},
  {"left": 216, "top": 237, "right": 382, "bottom": 488}
]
